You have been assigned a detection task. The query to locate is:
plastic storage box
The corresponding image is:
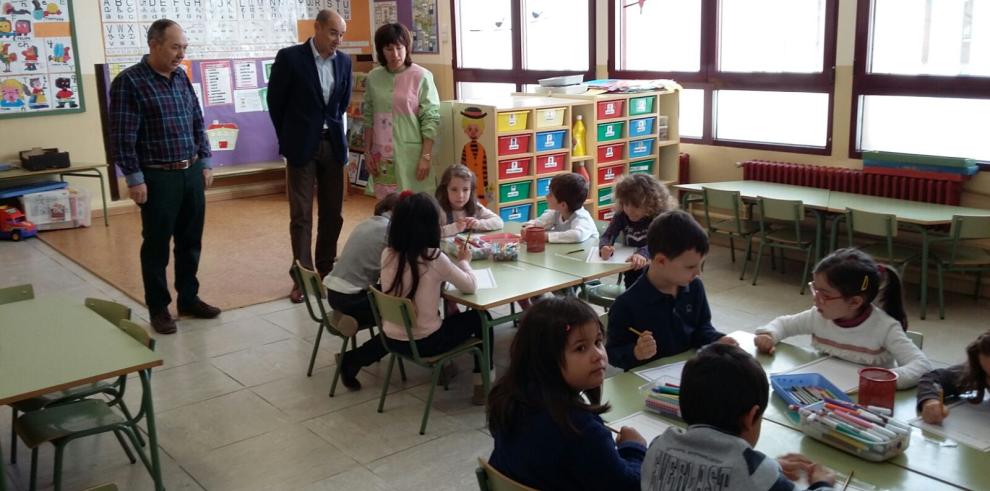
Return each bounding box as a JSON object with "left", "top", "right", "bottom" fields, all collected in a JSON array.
[
  {"left": 628, "top": 117, "right": 655, "bottom": 137},
  {"left": 536, "top": 200, "right": 548, "bottom": 216},
  {"left": 597, "top": 207, "right": 615, "bottom": 221},
  {"left": 628, "top": 138, "right": 655, "bottom": 159},
  {"left": 499, "top": 203, "right": 532, "bottom": 223},
  {"left": 798, "top": 400, "right": 911, "bottom": 462},
  {"left": 498, "top": 181, "right": 532, "bottom": 203},
  {"left": 597, "top": 164, "right": 623, "bottom": 185},
  {"left": 497, "top": 111, "right": 529, "bottom": 132},
  {"left": 770, "top": 373, "right": 853, "bottom": 407},
  {"left": 498, "top": 158, "right": 531, "bottom": 180},
  {"left": 535, "top": 153, "right": 566, "bottom": 174},
  {"left": 536, "top": 177, "right": 551, "bottom": 197},
  {"left": 597, "top": 143, "right": 624, "bottom": 163},
  {"left": 629, "top": 96, "right": 655, "bottom": 115},
  {"left": 535, "top": 130, "right": 566, "bottom": 152},
  {"left": 597, "top": 186, "right": 614, "bottom": 206},
  {"left": 629, "top": 159, "right": 654, "bottom": 175},
  {"left": 596, "top": 100, "right": 624, "bottom": 120},
  {"left": 534, "top": 107, "right": 566, "bottom": 128},
  {"left": 597, "top": 121, "right": 624, "bottom": 142},
  {"left": 498, "top": 134, "right": 531, "bottom": 155}
]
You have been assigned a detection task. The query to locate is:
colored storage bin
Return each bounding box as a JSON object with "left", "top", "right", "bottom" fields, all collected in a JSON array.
[
  {"left": 499, "top": 181, "right": 532, "bottom": 203},
  {"left": 498, "top": 157, "right": 531, "bottom": 180},
  {"left": 597, "top": 186, "right": 614, "bottom": 207},
  {"left": 535, "top": 153, "right": 567, "bottom": 174},
  {"left": 628, "top": 138, "right": 655, "bottom": 159},
  {"left": 536, "top": 200, "right": 548, "bottom": 217},
  {"left": 596, "top": 121, "right": 624, "bottom": 142},
  {"left": 499, "top": 203, "right": 532, "bottom": 223},
  {"left": 596, "top": 99, "right": 624, "bottom": 120},
  {"left": 629, "top": 159, "right": 654, "bottom": 175},
  {"left": 498, "top": 134, "right": 531, "bottom": 155},
  {"left": 534, "top": 107, "right": 566, "bottom": 128},
  {"left": 628, "top": 96, "right": 655, "bottom": 115},
  {"left": 536, "top": 177, "right": 552, "bottom": 198},
  {"left": 497, "top": 111, "right": 529, "bottom": 132},
  {"left": 597, "top": 143, "right": 624, "bottom": 163},
  {"left": 628, "top": 117, "right": 655, "bottom": 137},
  {"left": 535, "top": 130, "right": 566, "bottom": 152},
  {"left": 597, "top": 206, "right": 615, "bottom": 221},
  {"left": 597, "top": 164, "right": 624, "bottom": 185}
]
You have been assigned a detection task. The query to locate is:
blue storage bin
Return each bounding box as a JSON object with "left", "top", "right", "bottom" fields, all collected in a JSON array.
[
  {"left": 628, "top": 138, "right": 655, "bottom": 159},
  {"left": 499, "top": 203, "right": 533, "bottom": 223},
  {"left": 536, "top": 177, "right": 551, "bottom": 198},
  {"left": 629, "top": 117, "right": 656, "bottom": 137},
  {"left": 535, "top": 130, "right": 566, "bottom": 152},
  {"left": 770, "top": 373, "right": 854, "bottom": 407}
]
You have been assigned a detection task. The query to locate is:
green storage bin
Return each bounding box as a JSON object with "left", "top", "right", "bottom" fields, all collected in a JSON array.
[
  {"left": 596, "top": 121, "right": 625, "bottom": 142},
  {"left": 536, "top": 200, "right": 548, "bottom": 217},
  {"left": 628, "top": 96, "right": 655, "bottom": 115},
  {"left": 499, "top": 181, "right": 532, "bottom": 203},
  {"left": 597, "top": 186, "right": 614, "bottom": 207},
  {"left": 629, "top": 159, "right": 655, "bottom": 175}
]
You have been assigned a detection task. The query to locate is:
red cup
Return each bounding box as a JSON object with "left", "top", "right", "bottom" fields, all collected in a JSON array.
[
  {"left": 524, "top": 226, "right": 546, "bottom": 252},
  {"left": 858, "top": 367, "right": 898, "bottom": 413}
]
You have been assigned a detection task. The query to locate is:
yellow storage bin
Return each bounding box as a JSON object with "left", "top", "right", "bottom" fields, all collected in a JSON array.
[
  {"left": 497, "top": 111, "right": 529, "bottom": 132},
  {"left": 534, "top": 107, "right": 566, "bottom": 128}
]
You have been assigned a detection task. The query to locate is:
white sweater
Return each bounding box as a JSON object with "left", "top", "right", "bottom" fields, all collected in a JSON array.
[
  {"left": 755, "top": 307, "right": 931, "bottom": 389},
  {"left": 440, "top": 203, "right": 504, "bottom": 237},
  {"left": 525, "top": 207, "right": 599, "bottom": 243}
]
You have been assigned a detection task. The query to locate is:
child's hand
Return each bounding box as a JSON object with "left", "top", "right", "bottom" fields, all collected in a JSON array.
[
  {"left": 807, "top": 463, "right": 835, "bottom": 486},
  {"left": 616, "top": 426, "right": 647, "bottom": 447},
  {"left": 628, "top": 253, "right": 649, "bottom": 269},
  {"left": 456, "top": 241, "right": 471, "bottom": 262},
  {"left": 776, "top": 453, "right": 813, "bottom": 480},
  {"left": 633, "top": 330, "right": 657, "bottom": 361},
  {"left": 600, "top": 245, "right": 614, "bottom": 259},
  {"left": 463, "top": 217, "right": 479, "bottom": 230},
  {"left": 920, "top": 399, "right": 950, "bottom": 424},
  {"left": 754, "top": 333, "right": 776, "bottom": 354},
  {"left": 716, "top": 335, "right": 739, "bottom": 347}
]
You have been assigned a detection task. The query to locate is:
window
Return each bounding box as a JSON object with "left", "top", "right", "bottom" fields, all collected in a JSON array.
[
  {"left": 852, "top": 0, "right": 990, "bottom": 160},
  {"left": 453, "top": 0, "right": 595, "bottom": 96},
  {"left": 611, "top": 0, "right": 838, "bottom": 153}
]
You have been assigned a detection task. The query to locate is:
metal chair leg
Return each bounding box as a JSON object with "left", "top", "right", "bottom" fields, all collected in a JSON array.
[
  {"left": 800, "top": 248, "right": 813, "bottom": 295},
  {"left": 116, "top": 400, "right": 145, "bottom": 447},
  {"left": 307, "top": 322, "right": 326, "bottom": 377},
  {"left": 29, "top": 447, "right": 38, "bottom": 491},
  {"left": 729, "top": 236, "right": 736, "bottom": 263},
  {"left": 10, "top": 410, "right": 16, "bottom": 464},
  {"left": 377, "top": 355, "right": 397, "bottom": 413},
  {"left": 53, "top": 444, "right": 64, "bottom": 491},
  {"left": 398, "top": 358, "right": 408, "bottom": 382},
  {"left": 740, "top": 236, "right": 754, "bottom": 281},
  {"left": 112, "top": 429, "right": 137, "bottom": 463},
  {"left": 752, "top": 242, "right": 767, "bottom": 286},
  {"left": 329, "top": 337, "right": 350, "bottom": 397},
  {"left": 420, "top": 365, "right": 444, "bottom": 435},
  {"left": 938, "top": 264, "right": 946, "bottom": 320}
]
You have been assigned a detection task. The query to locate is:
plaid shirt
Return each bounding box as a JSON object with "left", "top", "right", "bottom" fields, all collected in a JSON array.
[{"left": 109, "top": 55, "right": 211, "bottom": 187}]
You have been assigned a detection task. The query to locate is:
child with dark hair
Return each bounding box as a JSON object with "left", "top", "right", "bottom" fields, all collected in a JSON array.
[
  {"left": 755, "top": 248, "right": 931, "bottom": 389},
  {"left": 599, "top": 173, "right": 679, "bottom": 288},
  {"left": 642, "top": 343, "right": 836, "bottom": 491},
  {"left": 606, "top": 210, "right": 736, "bottom": 370},
  {"left": 523, "top": 172, "right": 598, "bottom": 243},
  {"left": 488, "top": 295, "right": 645, "bottom": 490},
  {"left": 435, "top": 164, "right": 503, "bottom": 237},
  {"left": 916, "top": 329, "right": 990, "bottom": 424}
]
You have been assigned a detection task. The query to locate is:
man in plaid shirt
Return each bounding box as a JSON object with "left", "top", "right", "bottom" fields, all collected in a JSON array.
[{"left": 109, "top": 19, "right": 220, "bottom": 334}]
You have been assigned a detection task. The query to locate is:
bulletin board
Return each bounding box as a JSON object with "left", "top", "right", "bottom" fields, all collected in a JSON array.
[
  {"left": 372, "top": 0, "right": 439, "bottom": 53},
  {"left": 0, "top": 0, "right": 84, "bottom": 119}
]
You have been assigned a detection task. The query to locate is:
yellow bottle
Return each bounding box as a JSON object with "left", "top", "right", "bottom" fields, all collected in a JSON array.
[{"left": 572, "top": 114, "right": 586, "bottom": 157}]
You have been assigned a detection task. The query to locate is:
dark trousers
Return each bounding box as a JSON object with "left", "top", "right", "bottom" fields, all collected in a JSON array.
[
  {"left": 327, "top": 288, "right": 376, "bottom": 328},
  {"left": 348, "top": 310, "right": 493, "bottom": 372},
  {"left": 140, "top": 162, "right": 206, "bottom": 315},
  {"left": 287, "top": 139, "right": 344, "bottom": 278}
]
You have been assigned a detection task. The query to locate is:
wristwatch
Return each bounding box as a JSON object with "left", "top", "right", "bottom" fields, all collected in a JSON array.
[{"left": 421, "top": 153, "right": 432, "bottom": 161}]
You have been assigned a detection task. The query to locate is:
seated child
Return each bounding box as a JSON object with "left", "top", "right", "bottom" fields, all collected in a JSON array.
[
  {"left": 755, "top": 248, "right": 931, "bottom": 389},
  {"left": 488, "top": 295, "right": 646, "bottom": 490},
  {"left": 606, "top": 210, "right": 736, "bottom": 370},
  {"left": 436, "top": 164, "right": 503, "bottom": 237},
  {"left": 599, "top": 173, "right": 678, "bottom": 288},
  {"left": 522, "top": 172, "right": 598, "bottom": 244},
  {"left": 642, "top": 343, "right": 837, "bottom": 491},
  {"left": 917, "top": 329, "right": 990, "bottom": 424}
]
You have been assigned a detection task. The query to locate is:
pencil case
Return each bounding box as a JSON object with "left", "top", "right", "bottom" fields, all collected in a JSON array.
[
  {"left": 770, "top": 372, "right": 853, "bottom": 407},
  {"left": 639, "top": 379, "right": 682, "bottom": 420},
  {"left": 798, "top": 400, "right": 911, "bottom": 462},
  {"left": 441, "top": 237, "right": 491, "bottom": 261}
]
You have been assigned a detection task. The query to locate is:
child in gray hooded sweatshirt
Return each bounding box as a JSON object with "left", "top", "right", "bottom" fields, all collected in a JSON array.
[{"left": 641, "top": 344, "right": 836, "bottom": 491}]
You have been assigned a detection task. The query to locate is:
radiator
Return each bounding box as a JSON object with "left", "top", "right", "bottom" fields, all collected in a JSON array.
[{"left": 740, "top": 160, "right": 963, "bottom": 205}]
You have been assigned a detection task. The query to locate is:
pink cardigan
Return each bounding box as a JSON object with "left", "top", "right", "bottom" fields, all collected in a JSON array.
[{"left": 379, "top": 248, "right": 476, "bottom": 340}]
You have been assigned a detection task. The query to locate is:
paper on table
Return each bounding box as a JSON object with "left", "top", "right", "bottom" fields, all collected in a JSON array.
[
  {"left": 445, "top": 268, "right": 497, "bottom": 292},
  {"left": 773, "top": 356, "right": 863, "bottom": 394},
  {"left": 910, "top": 399, "right": 990, "bottom": 452},
  {"left": 609, "top": 411, "right": 673, "bottom": 445},
  {"left": 792, "top": 472, "right": 876, "bottom": 491},
  {"left": 587, "top": 245, "right": 636, "bottom": 264},
  {"left": 635, "top": 360, "right": 686, "bottom": 384}
]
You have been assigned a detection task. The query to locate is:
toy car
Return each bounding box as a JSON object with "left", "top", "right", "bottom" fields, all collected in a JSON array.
[{"left": 0, "top": 205, "right": 37, "bottom": 241}]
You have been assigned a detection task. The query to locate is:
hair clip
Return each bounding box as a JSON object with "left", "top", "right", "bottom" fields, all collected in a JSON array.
[
  {"left": 861, "top": 275, "right": 869, "bottom": 291},
  {"left": 398, "top": 190, "right": 415, "bottom": 200},
  {"left": 564, "top": 324, "right": 572, "bottom": 332},
  {"left": 877, "top": 264, "right": 886, "bottom": 274}
]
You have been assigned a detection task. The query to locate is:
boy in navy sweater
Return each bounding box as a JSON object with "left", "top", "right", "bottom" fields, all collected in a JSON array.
[{"left": 606, "top": 209, "right": 737, "bottom": 370}]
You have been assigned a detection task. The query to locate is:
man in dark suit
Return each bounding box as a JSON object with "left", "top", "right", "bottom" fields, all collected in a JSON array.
[{"left": 267, "top": 9, "right": 352, "bottom": 303}]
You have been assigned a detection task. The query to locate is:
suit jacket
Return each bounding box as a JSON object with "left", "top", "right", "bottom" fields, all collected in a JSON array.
[{"left": 267, "top": 40, "right": 352, "bottom": 167}]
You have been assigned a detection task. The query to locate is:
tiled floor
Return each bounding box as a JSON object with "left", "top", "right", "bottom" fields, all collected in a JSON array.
[{"left": 1, "top": 237, "right": 987, "bottom": 490}]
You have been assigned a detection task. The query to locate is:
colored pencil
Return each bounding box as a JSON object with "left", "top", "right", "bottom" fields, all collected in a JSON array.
[
  {"left": 565, "top": 248, "right": 585, "bottom": 255},
  {"left": 841, "top": 471, "right": 854, "bottom": 491},
  {"left": 628, "top": 327, "right": 644, "bottom": 336}
]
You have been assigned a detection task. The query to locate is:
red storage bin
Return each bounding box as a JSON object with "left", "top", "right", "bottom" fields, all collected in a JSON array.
[
  {"left": 597, "top": 206, "right": 615, "bottom": 221},
  {"left": 597, "top": 164, "right": 624, "bottom": 185},
  {"left": 596, "top": 99, "right": 625, "bottom": 120},
  {"left": 535, "top": 153, "right": 567, "bottom": 175},
  {"left": 597, "top": 143, "right": 624, "bottom": 163},
  {"left": 498, "top": 157, "right": 532, "bottom": 180},
  {"left": 497, "top": 134, "right": 531, "bottom": 155}
]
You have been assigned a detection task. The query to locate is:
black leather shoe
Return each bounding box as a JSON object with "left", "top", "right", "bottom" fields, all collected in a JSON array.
[
  {"left": 336, "top": 353, "right": 362, "bottom": 390},
  {"left": 150, "top": 312, "right": 177, "bottom": 335},
  {"left": 178, "top": 300, "right": 221, "bottom": 319}
]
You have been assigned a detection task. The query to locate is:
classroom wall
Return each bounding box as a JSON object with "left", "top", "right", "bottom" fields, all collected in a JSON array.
[{"left": 2, "top": 0, "right": 987, "bottom": 210}]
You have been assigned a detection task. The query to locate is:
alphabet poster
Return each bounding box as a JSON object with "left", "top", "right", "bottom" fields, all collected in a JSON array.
[{"left": 0, "top": 0, "right": 83, "bottom": 119}]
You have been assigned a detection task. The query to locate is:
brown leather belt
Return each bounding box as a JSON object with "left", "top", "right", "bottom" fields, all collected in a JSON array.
[{"left": 144, "top": 159, "right": 192, "bottom": 170}]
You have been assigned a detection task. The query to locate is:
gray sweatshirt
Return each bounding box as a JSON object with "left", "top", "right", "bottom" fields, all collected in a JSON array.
[{"left": 323, "top": 214, "right": 390, "bottom": 294}]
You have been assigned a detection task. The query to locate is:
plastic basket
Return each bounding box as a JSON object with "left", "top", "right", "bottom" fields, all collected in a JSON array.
[
  {"left": 770, "top": 372, "right": 853, "bottom": 407},
  {"left": 798, "top": 401, "right": 911, "bottom": 462}
]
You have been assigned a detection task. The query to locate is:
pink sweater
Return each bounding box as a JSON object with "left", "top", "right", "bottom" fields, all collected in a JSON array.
[{"left": 380, "top": 248, "right": 476, "bottom": 340}]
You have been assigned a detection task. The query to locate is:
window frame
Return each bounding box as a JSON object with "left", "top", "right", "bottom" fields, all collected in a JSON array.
[
  {"left": 849, "top": 0, "right": 990, "bottom": 159},
  {"left": 450, "top": 0, "right": 597, "bottom": 96},
  {"left": 608, "top": 0, "right": 839, "bottom": 155}
]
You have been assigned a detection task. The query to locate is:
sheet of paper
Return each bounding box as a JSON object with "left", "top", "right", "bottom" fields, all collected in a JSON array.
[
  {"left": 609, "top": 411, "right": 672, "bottom": 445},
  {"left": 910, "top": 399, "right": 990, "bottom": 452},
  {"left": 445, "top": 268, "right": 497, "bottom": 292},
  {"left": 773, "top": 356, "right": 863, "bottom": 393},
  {"left": 587, "top": 245, "right": 636, "bottom": 264},
  {"left": 635, "top": 360, "right": 686, "bottom": 384},
  {"left": 792, "top": 472, "right": 876, "bottom": 491},
  {"left": 233, "top": 89, "right": 264, "bottom": 113}
]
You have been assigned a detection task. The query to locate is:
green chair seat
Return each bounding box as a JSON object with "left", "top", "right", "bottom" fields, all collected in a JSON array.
[
  {"left": 0, "top": 283, "right": 34, "bottom": 305},
  {"left": 930, "top": 243, "right": 990, "bottom": 266},
  {"left": 419, "top": 338, "right": 483, "bottom": 364},
  {"left": 710, "top": 218, "right": 754, "bottom": 235},
  {"left": 765, "top": 229, "right": 814, "bottom": 246},
  {"left": 750, "top": 197, "right": 815, "bottom": 294},
  {"left": 14, "top": 400, "right": 125, "bottom": 449},
  {"left": 859, "top": 242, "right": 919, "bottom": 265},
  {"left": 924, "top": 215, "right": 990, "bottom": 319},
  {"left": 11, "top": 381, "right": 116, "bottom": 412},
  {"left": 702, "top": 187, "right": 757, "bottom": 280},
  {"left": 587, "top": 283, "right": 625, "bottom": 309}
]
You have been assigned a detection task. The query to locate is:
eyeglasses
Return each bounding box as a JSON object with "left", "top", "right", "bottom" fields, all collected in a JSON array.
[{"left": 807, "top": 282, "right": 843, "bottom": 302}]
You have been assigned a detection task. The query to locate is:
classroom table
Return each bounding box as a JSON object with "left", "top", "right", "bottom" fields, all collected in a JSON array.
[
  {"left": 500, "top": 222, "right": 634, "bottom": 283},
  {"left": 0, "top": 296, "right": 164, "bottom": 490},
  {"left": 0, "top": 163, "right": 110, "bottom": 227}
]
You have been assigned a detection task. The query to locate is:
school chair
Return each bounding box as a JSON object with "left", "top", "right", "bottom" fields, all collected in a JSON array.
[
  {"left": 906, "top": 330, "right": 924, "bottom": 350},
  {"left": 475, "top": 458, "right": 538, "bottom": 491},
  {"left": 926, "top": 215, "right": 990, "bottom": 319},
  {"left": 9, "top": 298, "right": 135, "bottom": 465},
  {"left": 13, "top": 319, "right": 155, "bottom": 491},
  {"left": 842, "top": 208, "right": 918, "bottom": 279},
  {"left": 368, "top": 287, "right": 490, "bottom": 435},
  {"left": 702, "top": 187, "right": 756, "bottom": 280},
  {"left": 0, "top": 283, "right": 33, "bottom": 304},
  {"left": 750, "top": 197, "right": 815, "bottom": 295},
  {"left": 583, "top": 220, "right": 625, "bottom": 310}
]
